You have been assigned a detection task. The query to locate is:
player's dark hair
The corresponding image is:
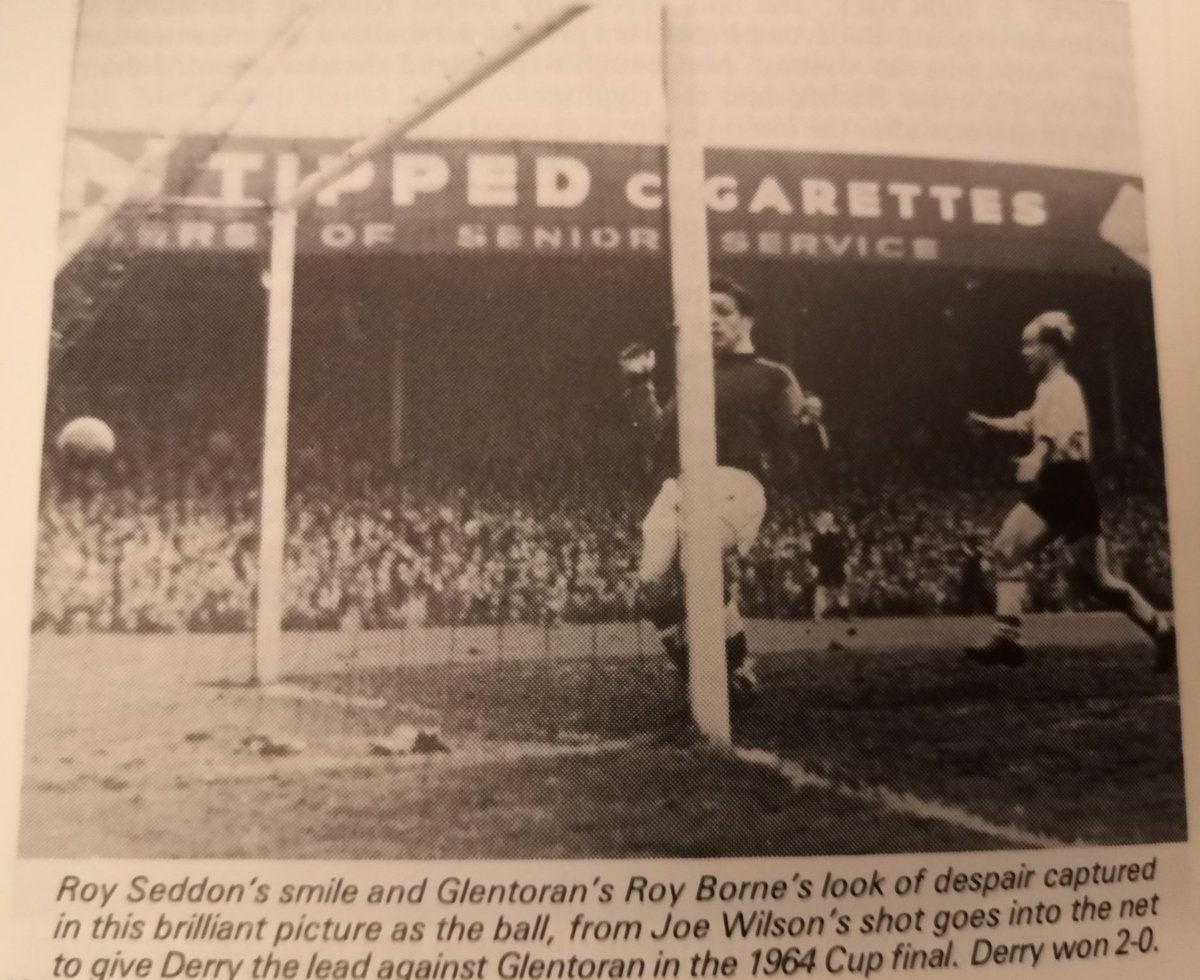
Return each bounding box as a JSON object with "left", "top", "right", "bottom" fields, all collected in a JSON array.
[
  {"left": 1038, "top": 325, "right": 1072, "bottom": 356},
  {"left": 711, "top": 274, "right": 755, "bottom": 317}
]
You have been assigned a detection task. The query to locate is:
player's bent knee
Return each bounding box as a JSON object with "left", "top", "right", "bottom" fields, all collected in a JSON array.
[{"left": 997, "top": 505, "right": 1048, "bottom": 558}]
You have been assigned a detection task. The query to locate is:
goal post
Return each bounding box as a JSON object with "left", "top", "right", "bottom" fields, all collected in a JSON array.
[
  {"left": 662, "top": 4, "right": 731, "bottom": 744},
  {"left": 251, "top": 4, "right": 591, "bottom": 685},
  {"left": 252, "top": 206, "right": 298, "bottom": 686}
]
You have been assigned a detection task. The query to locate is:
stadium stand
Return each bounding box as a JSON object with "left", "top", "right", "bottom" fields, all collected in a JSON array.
[
  {"left": 33, "top": 399, "right": 1171, "bottom": 633},
  {"left": 36, "top": 263, "right": 1171, "bottom": 633}
]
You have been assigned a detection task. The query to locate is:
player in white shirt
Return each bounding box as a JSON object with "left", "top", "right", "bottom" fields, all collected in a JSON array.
[{"left": 964, "top": 311, "right": 1175, "bottom": 671}]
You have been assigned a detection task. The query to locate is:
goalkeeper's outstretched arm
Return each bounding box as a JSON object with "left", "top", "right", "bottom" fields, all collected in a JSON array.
[{"left": 618, "top": 342, "right": 673, "bottom": 447}]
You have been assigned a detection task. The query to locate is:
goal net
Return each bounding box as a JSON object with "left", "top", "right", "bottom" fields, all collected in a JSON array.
[{"left": 39, "top": 0, "right": 738, "bottom": 758}]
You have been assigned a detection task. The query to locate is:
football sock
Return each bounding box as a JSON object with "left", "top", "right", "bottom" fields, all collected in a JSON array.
[
  {"left": 650, "top": 597, "right": 757, "bottom": 677},
  {"left": 656, "top": 622, "right": 689, "bottom": 677},
  {"left": 993, "top": 579, "right": 1025, "bottom": 643},
  {"left": 724, "top": 598, "right": 747, "bottom": 670},
  {"left": 641, "top": 591, "right": 689, "bottom": 672},
  {"left": 725, "top": 632, "right": 748, "bottom": 671}
]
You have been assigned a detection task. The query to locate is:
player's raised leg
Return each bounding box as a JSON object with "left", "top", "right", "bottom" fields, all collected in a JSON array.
[
  {"left": 636, "top": 477, "right": 765, "bottom": 701},
  {"left": 1067, "top": 535, "right": 1176, "bottom": 672},
  {"left": 637, "top": 478, "right": 690, "bottom": 677},
  {"left": 967, "top": 502, "right": 1051, "bottom": 666}
]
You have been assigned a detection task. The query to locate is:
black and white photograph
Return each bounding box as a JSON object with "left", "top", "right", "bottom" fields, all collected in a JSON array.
[{"left": 19, "top": 0, "right": 1188, "bottom": 858}]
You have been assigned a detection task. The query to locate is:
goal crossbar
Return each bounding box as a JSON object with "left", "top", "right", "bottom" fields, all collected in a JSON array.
[{"left": 277, "top": 5, "right": 590, "bottom": 211}]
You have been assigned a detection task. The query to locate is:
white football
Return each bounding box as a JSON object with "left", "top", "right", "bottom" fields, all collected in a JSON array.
[{"left": 56, "top": 416, "right": 116, "bottom": 458}]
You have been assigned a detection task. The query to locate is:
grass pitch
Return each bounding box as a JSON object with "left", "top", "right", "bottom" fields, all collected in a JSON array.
[{"left": 18, "top": 615, "right": 1186, "bottom": 857}]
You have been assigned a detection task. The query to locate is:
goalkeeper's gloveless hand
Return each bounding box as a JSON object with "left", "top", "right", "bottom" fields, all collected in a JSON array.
[{"left": 618, "top": 342, "right": 655, "bottom": 377}]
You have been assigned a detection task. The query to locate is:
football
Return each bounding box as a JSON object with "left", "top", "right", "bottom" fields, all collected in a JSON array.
[{"left": 55, "top": 416, "right": 116, "bottom": 459}]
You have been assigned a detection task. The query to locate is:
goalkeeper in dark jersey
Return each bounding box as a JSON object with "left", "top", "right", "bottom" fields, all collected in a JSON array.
[{"left": 619, "top": 275, "right": 825, "bottom": 711}]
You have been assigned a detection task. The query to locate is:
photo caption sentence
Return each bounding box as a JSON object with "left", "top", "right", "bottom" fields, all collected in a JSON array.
[{"left": 43, "top": 856, "right": 1164, "bottom": 979}]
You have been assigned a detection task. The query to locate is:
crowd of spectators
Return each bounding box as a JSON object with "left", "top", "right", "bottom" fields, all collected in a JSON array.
[{"left": 32, "top": 394, "right": 1174, "bottom": 634}]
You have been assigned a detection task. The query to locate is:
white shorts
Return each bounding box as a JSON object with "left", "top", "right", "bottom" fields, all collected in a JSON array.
[{"left": 638, "top": 467, "right": 767, "bottom": 584}]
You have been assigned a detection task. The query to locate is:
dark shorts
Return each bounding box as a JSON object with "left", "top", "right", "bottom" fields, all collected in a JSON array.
[
  {"left": 1024, "top": 461, "right": 1102, "bottom": 542},
  {"left": 814, "top": 566, "right": 847, "bottom": 588}
]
